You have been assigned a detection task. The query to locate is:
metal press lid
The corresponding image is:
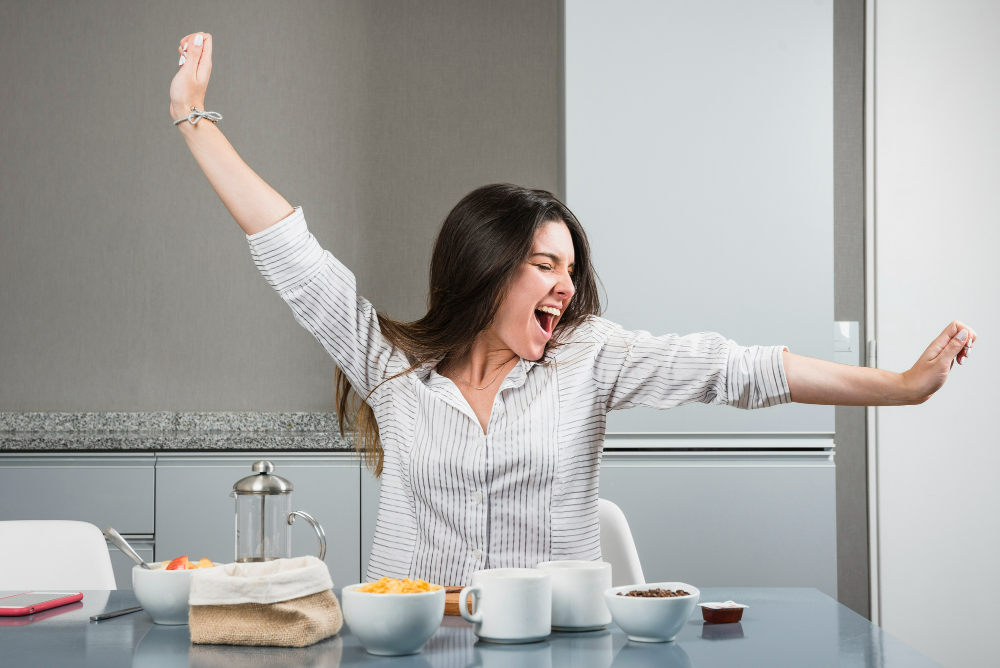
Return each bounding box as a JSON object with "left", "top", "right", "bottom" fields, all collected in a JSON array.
[{"left": 232, "top": 460, "right": 294, "bottom": 495}]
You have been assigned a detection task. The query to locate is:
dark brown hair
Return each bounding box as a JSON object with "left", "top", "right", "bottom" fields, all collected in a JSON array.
[{"left": 336, "top": 183, "right": 602, "bottom": 475}]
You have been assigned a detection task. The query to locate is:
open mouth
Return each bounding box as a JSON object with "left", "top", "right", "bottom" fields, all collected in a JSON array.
[{"left": 533, "top": 305, "right": 560, "bottom": 338}]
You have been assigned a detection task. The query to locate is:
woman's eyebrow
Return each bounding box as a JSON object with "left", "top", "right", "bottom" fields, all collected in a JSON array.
[{"left": 530, "top": 252, "right": 575, "bottom": 267}]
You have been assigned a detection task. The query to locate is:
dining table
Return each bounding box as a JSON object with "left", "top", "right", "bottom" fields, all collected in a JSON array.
[{"left": 0, "top": 587, "right": 941, "bottom": 667}]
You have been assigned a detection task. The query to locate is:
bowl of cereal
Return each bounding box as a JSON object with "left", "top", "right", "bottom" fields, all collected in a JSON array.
[
  {"left": 341, "top": 577, "right": 446, "bottom": 656},
  {"left": 604, "top": 582, "right": 700, "bottom": 643}
]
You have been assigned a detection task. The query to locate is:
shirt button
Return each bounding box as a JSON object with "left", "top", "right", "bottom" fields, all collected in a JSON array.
[
  {"left": 476, "top": 436, "right": 486, "bottom": 447},
  {"left": 473, "top": 549, "right": 483, "bottom": 561},
  {"left": 473, "top": 491, "right": 483, "bottom": 504}
]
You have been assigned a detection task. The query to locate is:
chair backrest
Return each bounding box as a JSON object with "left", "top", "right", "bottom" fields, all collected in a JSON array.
[
  {"left": 598, "top": 499, "right": 645, "bottom": 587},
  {"left": 0, "top": 520, "right": 117, "bottom": 590}
]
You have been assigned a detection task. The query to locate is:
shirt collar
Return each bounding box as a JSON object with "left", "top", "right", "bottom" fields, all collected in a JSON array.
[{"left": 415, "top": 353, "right": 547, "bottom": 389}]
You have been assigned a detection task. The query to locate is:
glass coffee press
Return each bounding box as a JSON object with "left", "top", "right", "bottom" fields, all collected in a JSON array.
[{"left": 230, "top": 460, "right": 327, "bottom": 562}]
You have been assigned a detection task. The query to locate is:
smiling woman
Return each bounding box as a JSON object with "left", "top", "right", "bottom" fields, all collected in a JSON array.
[{"left": 170, "top": 32, "right": 976, "bottom": 587}]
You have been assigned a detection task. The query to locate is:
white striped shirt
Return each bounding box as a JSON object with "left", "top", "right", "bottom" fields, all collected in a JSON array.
[{"left": 247, "top": 207, "right": 792, "bottom": 586}]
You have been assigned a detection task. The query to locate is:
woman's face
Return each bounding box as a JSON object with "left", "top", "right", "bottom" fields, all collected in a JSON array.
[{"left": 492, "top": 220, "right": 576, "bottom": 361}]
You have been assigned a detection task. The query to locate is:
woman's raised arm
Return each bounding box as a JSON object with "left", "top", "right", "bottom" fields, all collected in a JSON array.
[{"left": 169, "top": 32, "right": 292, "bottom": 235}]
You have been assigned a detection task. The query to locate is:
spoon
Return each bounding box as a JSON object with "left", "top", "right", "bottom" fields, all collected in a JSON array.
[{"left": 104, "top": 526, "right": 150, "bottom": 569}]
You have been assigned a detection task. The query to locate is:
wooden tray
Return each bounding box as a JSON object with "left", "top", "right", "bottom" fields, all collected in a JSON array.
[{"left": 444, "top": 587, "right": 472, "bottom": 616}]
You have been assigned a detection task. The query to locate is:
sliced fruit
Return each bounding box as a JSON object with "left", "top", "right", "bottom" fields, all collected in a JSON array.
[
  {"left": 166, "top": 555, "right": 189, "bottom": 570},
  {"left": 194, "top": 558, "right": 214, "bottom": 569}
]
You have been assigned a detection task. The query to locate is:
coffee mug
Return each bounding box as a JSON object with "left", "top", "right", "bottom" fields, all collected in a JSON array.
[
  {"left": 536, "top": 560, "right": 612, "bottom": 631},
  {"left": 460, "top": 568, "right": 551, "bottom": 644}
]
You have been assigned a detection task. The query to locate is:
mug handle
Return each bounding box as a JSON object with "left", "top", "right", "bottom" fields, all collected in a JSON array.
[
  {"left": 459, "top": 585, "right": 483, "bottom": 624},
  {"left": 288, "top": 511, "right": 327, "bottom": 561}
]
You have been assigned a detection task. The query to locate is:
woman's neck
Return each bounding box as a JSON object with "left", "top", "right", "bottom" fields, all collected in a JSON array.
[{"left": 447, "top": 332, "right": 519, "bottom": 386}]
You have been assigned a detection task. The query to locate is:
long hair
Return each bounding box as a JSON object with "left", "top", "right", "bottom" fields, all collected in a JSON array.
[{"left": 336, "top": 183, "right": 602, "bottom": 476}]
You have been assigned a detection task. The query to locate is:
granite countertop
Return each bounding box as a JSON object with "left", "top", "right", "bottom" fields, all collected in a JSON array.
[{"left": 0, "top": 413, "right": 353, "bottom": 452}]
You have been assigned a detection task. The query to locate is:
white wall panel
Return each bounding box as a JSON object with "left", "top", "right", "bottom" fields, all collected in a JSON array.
[
  {"left": 565, "top": 0, "right": 834, "bottom": 433},
  {"left": 873, "top": 1, "right": 1000, "bottom": 666}
]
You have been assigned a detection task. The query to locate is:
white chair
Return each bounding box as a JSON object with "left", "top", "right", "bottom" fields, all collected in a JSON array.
[
  {"left": 598, "top": 499, "right": 645, "bottom": 587},
  {"left": 0, "top": 520, "right": 117, "bottom": 590}
]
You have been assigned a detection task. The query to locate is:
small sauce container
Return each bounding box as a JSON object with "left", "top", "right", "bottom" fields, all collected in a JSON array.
[{"left": 698, "top": 601, "right": 748, "bottom": 623}]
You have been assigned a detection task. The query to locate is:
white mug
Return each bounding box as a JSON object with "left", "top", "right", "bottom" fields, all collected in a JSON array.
[
  {"left": 460, "top": 568, "right": 551, "bottom": 644},
  {"left": 536, "top": 560, "right": 612, "bottom": 631}
]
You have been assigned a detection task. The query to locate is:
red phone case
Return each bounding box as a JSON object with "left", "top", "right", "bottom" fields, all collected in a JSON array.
[{"left": 0, "top": 591, "right": 84, "bottom": 616}]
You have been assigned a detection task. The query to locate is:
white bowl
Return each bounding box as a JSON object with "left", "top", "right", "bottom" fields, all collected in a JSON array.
[
  {"left": 341, "top": 583, "right": 445, "bottom": 656},
  {"left": 132, "top": 564, "right": 195, "bottom": 625},
  {"left": 604, "top": 582, "right": 700, "bottom": 643}
]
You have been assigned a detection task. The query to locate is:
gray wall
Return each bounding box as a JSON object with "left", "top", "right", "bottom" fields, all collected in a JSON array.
[{"left": 0, "top": 0, "right": 559, "bottom": 411}]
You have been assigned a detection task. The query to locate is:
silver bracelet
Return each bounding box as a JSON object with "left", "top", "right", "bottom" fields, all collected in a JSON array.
[{"left": 173, "top": 106, "right": 223, "bottom": 126}]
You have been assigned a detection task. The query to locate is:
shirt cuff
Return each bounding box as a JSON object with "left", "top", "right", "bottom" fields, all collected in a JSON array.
[
  {"left": 764, "top": 344, "right": 793, "bottom": 408},
  {"left": 246, "top": 206, "right": 327, "bottom": 295},
  {"left": 726, "top": 343, "right": 793, "bottom": 409}
]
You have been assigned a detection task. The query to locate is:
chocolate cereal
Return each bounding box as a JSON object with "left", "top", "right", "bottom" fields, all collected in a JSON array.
[{"left": 617, "top": 588, "right": 690, "bottom": 598}]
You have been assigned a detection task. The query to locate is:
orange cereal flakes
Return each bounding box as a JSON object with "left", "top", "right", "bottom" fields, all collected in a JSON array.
[{"left": 357, "top": 577, "right": 442, "bottom": 594}]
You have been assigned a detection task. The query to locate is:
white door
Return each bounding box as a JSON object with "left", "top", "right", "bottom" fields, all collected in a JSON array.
[{"left": 869, "top": 2, "right": 1000, "bottom": 666}]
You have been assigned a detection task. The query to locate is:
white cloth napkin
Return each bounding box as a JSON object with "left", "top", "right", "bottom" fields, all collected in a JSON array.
[{"left": 189, "top": 556, "right": 333, "bottom": 606}]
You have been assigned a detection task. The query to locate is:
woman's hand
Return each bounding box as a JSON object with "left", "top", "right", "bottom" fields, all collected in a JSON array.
[
  {"left": 900, "top": 320, "right": 978, "bottom": 403},
  {"left": 169, "top": 32, "right": 213, "bottom": 122}
]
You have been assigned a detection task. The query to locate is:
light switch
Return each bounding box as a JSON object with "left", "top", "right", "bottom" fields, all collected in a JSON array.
[{"left": 834, "top": 321, "right": 860, "bottom": 366}]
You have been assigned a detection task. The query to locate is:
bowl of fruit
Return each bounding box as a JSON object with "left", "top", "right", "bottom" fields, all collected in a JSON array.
[{"left": 133, "top": 556, "right": 215, "bottom": 625}]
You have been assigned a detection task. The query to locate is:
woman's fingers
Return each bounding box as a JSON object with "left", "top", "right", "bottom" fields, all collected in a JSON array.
[
  {"left": 943, "top": 326, "right": 971, "bottom": 367},
  {"left": 927, "top": 320, "right": 975, "bottom": 362},
  {"left": 177, "top": 33, "right": 196, "bottom": 64},
  {"left": 181, "top": 35, "right": 201, "bottom": 73},
  {"left": 924, "top": 322, "right": 958, "bottom": 359},
  {"left": 199, "top": 33, "right": 213, "bottom": 80},
  {"left": 184, "top": 33, "right": 202, "bottom": 71},
  {"left": 960, "top": 323, "right": 977, "bottom": 363},
  {"left": 183, "top": 33, "right": 212, "bottom": 81}
]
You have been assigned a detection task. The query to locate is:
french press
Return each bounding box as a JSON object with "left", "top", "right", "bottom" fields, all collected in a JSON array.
[{"left": 231, "top": 460, "right": 327, "bottom": 562}]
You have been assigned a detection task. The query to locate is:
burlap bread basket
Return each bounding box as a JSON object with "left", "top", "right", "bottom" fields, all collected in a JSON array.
[{"left": 188, "top": 556, "right": 342, "bottom": 647}]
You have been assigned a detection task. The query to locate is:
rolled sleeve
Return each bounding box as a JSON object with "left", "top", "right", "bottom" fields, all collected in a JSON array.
[
  {"left": 246, "top": 207, "right": 326, "bottom": 296},
  {"left": 724, "top": 342, "right": 792, "bottom": 409}
]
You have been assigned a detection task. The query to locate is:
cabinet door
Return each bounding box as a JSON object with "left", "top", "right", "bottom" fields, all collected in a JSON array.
[
  {"left": 0, "top": 454, "right": 155, "bottom": 534},
  {"left": 361, "top": 470, "right": 381, "bottom": 579},
  {"left": 155, "top": 454, "right": 361, "bottom": 589},
  {"left": 600, "top": 452, "right": 837, "bottom": 598}
]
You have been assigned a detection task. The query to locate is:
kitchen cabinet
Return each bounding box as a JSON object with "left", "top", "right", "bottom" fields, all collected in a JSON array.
[
  {"left": 154, "top": 453, "right": 361, "bottom": 589},
  {"left": 599, "top": 451, "right": 838, "bottom": 598},
  {"left": 0, "top": 454, "right": 155, "bottom": 534},
  {"left": 361, "top": 469, "right": 380, "bottom": 578}
]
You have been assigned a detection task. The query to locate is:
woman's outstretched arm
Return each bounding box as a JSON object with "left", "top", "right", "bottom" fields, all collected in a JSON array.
[
  {"left": 169, "top": 32, "right": 292, "bottom": 235},
  {"left": 784, "top": 320, "right": 978, "bottom": 406}
]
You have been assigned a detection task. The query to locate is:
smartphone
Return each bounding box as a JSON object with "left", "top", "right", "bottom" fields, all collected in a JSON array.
[{"left": 0, "top": 591, "right": 84, "bottom": 616}]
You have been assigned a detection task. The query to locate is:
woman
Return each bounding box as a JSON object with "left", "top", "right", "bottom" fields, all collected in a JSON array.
[{"left": 170, "top": 34, "right": 977, "bottom": 586}]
